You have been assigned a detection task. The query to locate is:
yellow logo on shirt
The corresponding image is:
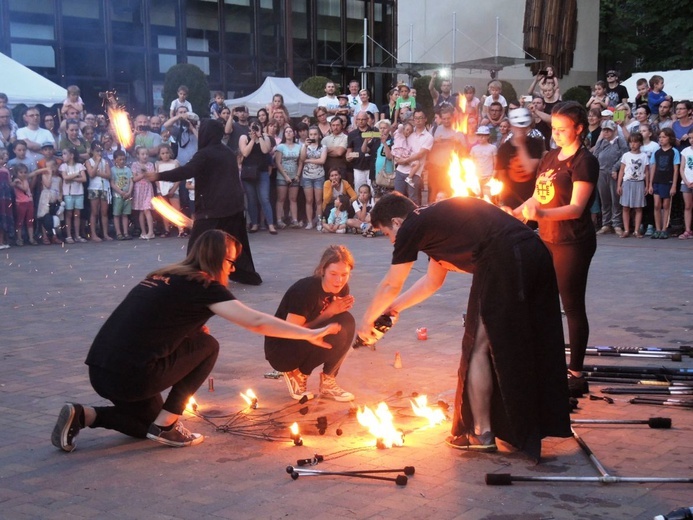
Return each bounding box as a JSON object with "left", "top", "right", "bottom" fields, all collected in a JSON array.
[{"left": 535, "top": 169, "right": 556, "bottom": 204}]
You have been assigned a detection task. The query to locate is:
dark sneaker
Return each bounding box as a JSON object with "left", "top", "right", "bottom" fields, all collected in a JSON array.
[
  {"left": 446, "top": 431, "right": 498, "bottom": 452},
  {"left": 51, "top": 403, "right": 84, "bottom": 452},
  {"left": 568, "top": 372, "right": 589, "bottom": 398},
  {"left": 146, "top": 421, "right": 204, "bottom": 447},
  {"left": 283, "top": 369, "right": 314, "bottom": 400}
]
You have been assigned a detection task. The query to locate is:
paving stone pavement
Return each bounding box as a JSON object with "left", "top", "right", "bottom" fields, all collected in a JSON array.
[{"left": 1, "top": 229, "right": 692, "bottom": 520}]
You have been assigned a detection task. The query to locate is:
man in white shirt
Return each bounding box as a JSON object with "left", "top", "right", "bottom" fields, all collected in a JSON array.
[
  {"left": 317, "top": 82, "right": 340, "bottom": 116},
  {"left": 16, "top": 107, "right": 54, "bottom": 163}
]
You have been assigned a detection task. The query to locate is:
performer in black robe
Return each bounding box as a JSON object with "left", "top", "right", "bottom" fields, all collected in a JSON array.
[{"left": 358, "top": 193, "right": 571, "bottom": 461}]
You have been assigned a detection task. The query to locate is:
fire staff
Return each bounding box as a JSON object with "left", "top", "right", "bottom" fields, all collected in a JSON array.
[
  {"left": 358, "top": 193, "right": 571, "bottom": 461},
  {"left": 52, "top": 230, "right": 339, "bottom": 452}
]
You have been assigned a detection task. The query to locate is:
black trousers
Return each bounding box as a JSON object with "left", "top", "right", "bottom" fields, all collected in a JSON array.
[
  {"left": 89, "top": 330, "right": 219, "bottom": 438},
  {"left": 265, "top": 312, "right": 355, "bottom": 376},
  {"left": 545, "top": 237, "right": 597, "bottom": 372},
  {"left": 187, "top": 211, "right": 262, "bottom": 286}
]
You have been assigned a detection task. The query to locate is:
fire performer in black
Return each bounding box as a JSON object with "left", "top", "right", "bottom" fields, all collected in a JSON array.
[
  {"left": 51, "top": 230, "right": 339, "bottom": 452},
  {"left": 146, "top": 118, "right": 262, "bottom": 285},
  {"left": 358, "top": 193, "right": 571, "bottom": 461}
]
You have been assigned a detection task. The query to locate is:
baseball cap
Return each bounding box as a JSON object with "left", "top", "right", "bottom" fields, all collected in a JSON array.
[
  {"left": 601, "top": 109, "right": 614, "bottom": 117},
  {"left": 606, "top": 70, "right": 619, "bottom": 77},
  {"left": 601, "top": 120, "right": 616, "bottom": 131},
  {"left": 337, "top": 94, "right": 349, "bottom": 100},
  {"left": 41, "top": 142, "right": 54, "bottom": 148},
  {"left": 476, "top": 126, "right": 491, "bottom": 135}
]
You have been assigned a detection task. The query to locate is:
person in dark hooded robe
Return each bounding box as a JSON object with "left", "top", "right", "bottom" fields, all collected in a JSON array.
[
  {"left": 148, "top": 118, "right": 262, "bottom": 285},
  {"left": 357, "top": 193, "right": 571, "bottom": 462}
]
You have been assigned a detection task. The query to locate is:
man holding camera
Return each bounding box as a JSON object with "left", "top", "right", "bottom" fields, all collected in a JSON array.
[
  {"left": 164, "top": 106, "right": 199, "bottom": 166},
  {"left": 132, "top": 114, "right": 162, "bottom": 158}
]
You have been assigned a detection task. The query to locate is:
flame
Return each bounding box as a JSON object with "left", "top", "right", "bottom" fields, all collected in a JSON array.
[
  {"left": 185, "top": 396, "right": 197, "bottom": 413},
  {"left": 410, "top": 395, "right": 446, "bottom": 427},
  {"left": 447, "top": 153, "right": 503, "bottom": 203},
  {"left": 486, "top": 177, "right": 503, "bottom": 197},
  {"left": 290, "top": 422, "right": 300, "bottom": 436},
  {"left": 357, "top": 402, "right": 404, "bottom": 448},
  {"left": 453, "top": 95, "right": 468, "bottom": 134},
  {"left": 240, "top": 389, "right": 257, "bottom": 406},
  {"left": 108, "top": 107, "right": 133, "bottom": 148},
  {"left": 151, "top": 196, "right": 193, "bottom": 228}
]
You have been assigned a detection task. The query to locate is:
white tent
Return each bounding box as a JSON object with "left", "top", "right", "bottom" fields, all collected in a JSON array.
[
  {"left": 0, "top": 52, "right": 67, "bottom": 108},
  {"left": 225, "top": 77, "right": 319, "bottom": 118},
  {"left": 621, "top": 70, "right": 693, "bottom": 103}
]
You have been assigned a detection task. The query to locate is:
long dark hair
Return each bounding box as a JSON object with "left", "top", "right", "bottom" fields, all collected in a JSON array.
[
  {"left": 148, "top": 230, "right": 242, "bottom": 286},
  {"left": 313, "top": 245, "right": 354, "bottom": 278},
  {"left": 552, "top": 101, "right": 589, "bottom": 140}
]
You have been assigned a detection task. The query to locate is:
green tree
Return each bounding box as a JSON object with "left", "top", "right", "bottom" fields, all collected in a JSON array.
[
  {"left": 163, "top": 63, "right": 210, "bottom": 116},
  {"left": 299, "top": 76, "right": 340, "bottom": 98}
]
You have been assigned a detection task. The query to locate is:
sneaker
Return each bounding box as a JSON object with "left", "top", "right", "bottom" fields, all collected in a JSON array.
[
  {"left": 645, "top": 224, "right": 655, "bottom": 236},
  {"left": 76, "top": 236, "right": 88, "bottom": 243},
  {"left": 51, "top": 403, "right": 84, "bottom": 452},
  {"left": 65, "top": 236, "right": 75, "bottom": 244},
  {"left": 596, "top": 225, "right": 614, "bottom": 235},
  {"left": 319, "top": 373, "right": 354, "bottom": 401},
  {"left": 15, "top": 238, "right": 24, "bottom": 246},
  {"left": 336, "top": 228, "right": 346, "bottom": 234},
  {"left": 659, "top": 230, "right": 669, "bottom": 239},
  {"left": 290, "top": 220, "right": 303, "bottom": 229},
  {"left": 0, "top": 244, "right": 9, "bottom": 249},
  {"left": 276, "top": 221, "right": 287, "bottom": 229},
  {"left": 446, "top": 431, "right": 497, "bottom": 452},
  {"left": 567, "top": 372, "right": 589, "bottom": 398},
  {"left": 283, "top": 369, "right": 314, "bottom": 400},
  {"left": 613, "top": 226, "right": 624, "bottom": 236},
  {"left": 651, "top": 231, "right": 661, "bottom": 239},
  {"left": 304, "top": 222, "right": 313, "bottom": 230},
  {"left": 146, "top": 420, "right": 204, "bottom": 447}
]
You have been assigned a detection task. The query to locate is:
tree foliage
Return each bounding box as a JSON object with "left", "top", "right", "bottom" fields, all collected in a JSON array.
[
  {"left": 599, "top": 0, "right": 693, "bottom": 75},
  {"left": 163, "top": 64, "right": 210, "bottom": 116},
  {"left": 299, "top": 76, "right": 340, "bottom": 98}
]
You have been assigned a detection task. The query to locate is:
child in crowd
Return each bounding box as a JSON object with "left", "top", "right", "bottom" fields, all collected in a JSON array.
[
  {"left": 185, "top": 178, "right": 195, "bottom": 216},
  {"left": 59, "top": 148, "right": 87, "bottom": 244},
  {"left": 678, "top": 127, "right": 693, "bottom": 240},
  {"left": 0, "top": 150, "right": 13, "bottom": 249},
  {"left": 586, "top": 81, "right": 612, "bottom": 111},
  {"left": 394, "top": 84, "right": 416, "bottom": 125},
  {"left": 470, "top": 126, "right": 497, "bottom": 196},
  {"left": 322, "top": 194, "right": 349, "bottom": 234},
  {"left": 639, "top": 123, "right": 660, "bottom": 237},
  {"left": 634, "top": 78, "right": 649, "bottom": 108},
  {"left": 617, "top": 133, "right": 649, "bottom": 238},
  {"left": 347, "top": 184, "right": 374, "bottom": 235},
  {"left": 35, "top": 159, "right": 62, "bottom": 244},
  {"left": 482, "top": 80, "right": 508, "bottom": 118},
  {"left": 156, "top": 144, "right": 183, "bottom": 237},
  {"left": 392, "top": 121, "right": 420, "bottom": 187},
  {"left": 85, "top": 142, "right": 112, "bottom": 241},
  {"left": 647, "top": 75, "right": 672, "bottom": 116},
  {"left": 61, "top": 85, "right": 85, "bottom": 120},
  {"left": 267, "top": 94, "right": 288, "bottom": 122},
  {"left": 209, "top": 91, "right": 226, "bottom": 119},
  {"left": 110, "top": 150, "right": 133, "bottom": 240},
  {"left": 170, "top": 85, "right": 192, "bottom": 118},
  {"left": 131, "top": 146, "right": 155, "bottom": 240},
  {"left": 8, "top": 140, "right": 37, "bottom": 173},
  {"left": 11, "top": 164, "right": 37, "bottom": 245},
  {"left": 648, "top": 128, "right": 680, "bottom": 239}
]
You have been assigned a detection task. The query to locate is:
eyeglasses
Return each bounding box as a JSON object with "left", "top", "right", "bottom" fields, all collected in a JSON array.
[
  {"left": 27, "top": 113, "right": 40, "bottom": 117},
  {"left": 225, "top": 258, "right": 236, "bottom": 269},
  {"left": 606, "top": 73, "right": 616, "bottom": 77}
]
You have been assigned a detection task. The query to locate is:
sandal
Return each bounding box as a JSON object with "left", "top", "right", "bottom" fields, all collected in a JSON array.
[
  {"left": 116, "top": 234, "right": 125, "bottom": 241},
  {"left": 362, "top": 229, "right": 376, "bottom": 238},
  {"left": 619, "top": 231, "right": 631, "bottom": 238},
  {"left": 65, "top": 237, "right": 75, "bottom": 244}
]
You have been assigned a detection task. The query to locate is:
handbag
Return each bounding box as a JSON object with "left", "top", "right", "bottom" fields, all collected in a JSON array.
[
  {"left": 241, "top": 164, "right": 258, "bottom": 181},
  {"left": 375, "top": 168, "right": 396, "bottom": 189}
]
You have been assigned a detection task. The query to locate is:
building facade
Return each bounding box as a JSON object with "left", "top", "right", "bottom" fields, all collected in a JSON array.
[{"left": 0, "top": 0, "right": 397, "bottom": 114}]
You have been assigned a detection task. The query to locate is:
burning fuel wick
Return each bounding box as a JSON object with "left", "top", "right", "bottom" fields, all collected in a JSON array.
[
  {"left": 208, "top": 377, "right": 214, "bottom": 392},
  {"left": 290, "top": 422, "right": 303, "bottom": 446}
]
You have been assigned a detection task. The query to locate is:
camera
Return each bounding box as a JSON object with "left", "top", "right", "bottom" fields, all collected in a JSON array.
[
  {"left": 137, "top": 125, "right": 150, "bottom": 132},
  {"left": 251, "top": 124, "right": 261, "bottom": 133},
  {"left": 538, "top": 69, "right": 548, "bottom": 76}
]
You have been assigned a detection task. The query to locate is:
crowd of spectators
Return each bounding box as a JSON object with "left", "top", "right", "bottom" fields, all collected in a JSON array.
[{"left": 1, "top": 71, "right": 692, "bottom": 249}]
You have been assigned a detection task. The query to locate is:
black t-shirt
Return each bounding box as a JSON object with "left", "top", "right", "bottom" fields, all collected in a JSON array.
[
  {"left": 606, "top": 84, "right": 629, "bottom": 106},
  {"left": 496, "top": 137, "right": 545, "bottom": 209},
  {"left": 272, "top": 276, "right": 349, "bottom": 323},
  {"left": 534, "top": 146, "right": 599, "bottom": 244},
  {"left": 392, "top": 197, "right": 537, "bottom": 273},
  {"left": 347, "top": 128, "right": 378, "bottom": 171},
  {"left": 85, "top": 274, "right": 235, "bottom": 372},
  {"left": 652, "top": 147, "right": 678, "bottom": 184},
  {"left": 226, "top": 122, "right": 249, "bottom": 155}
]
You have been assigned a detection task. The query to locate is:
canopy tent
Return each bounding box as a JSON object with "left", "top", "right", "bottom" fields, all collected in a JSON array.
[
  {"left": 0, "top": 52, "right": 67, "bottom": 108},
  {"left": 621, "top": 70, "right": 693, "bottom": 104},
  {"left": 225, "top": 77, "right": 319, "bottom": 118}
]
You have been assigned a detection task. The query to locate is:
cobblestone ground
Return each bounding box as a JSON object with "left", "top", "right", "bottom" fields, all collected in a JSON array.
[{"left": 1, "top": 229, "right": 692, "bottom": 519}]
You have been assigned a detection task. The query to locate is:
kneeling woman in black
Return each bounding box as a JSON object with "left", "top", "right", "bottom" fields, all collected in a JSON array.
[{"left": 265, "top": 245, "right": 356, "bottom": 402}]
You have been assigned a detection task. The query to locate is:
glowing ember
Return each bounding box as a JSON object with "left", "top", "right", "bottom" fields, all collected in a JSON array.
[
  {"left": 290, "top": 422, "right": 300, "bottom": 436},
  {"left": 410, "top": 395, "right": 446, "bottom": 427},
  {"left": 240, "top": 389, "right": 258, "bottom": 408},
  {"left": 289, "top": 421, "right": 303, "bottom": 445},
  {"left": 357, "top": 402, "right": 404, "bottom": 448},
  {"left": 185, "top": 396, "right": 198, "bottom": 413},
  {"left": 151, "top": 196, "right": 193, "bottom": 228},
  {"left": 108, "top": 107, "right": 133, "bottom": 148}
]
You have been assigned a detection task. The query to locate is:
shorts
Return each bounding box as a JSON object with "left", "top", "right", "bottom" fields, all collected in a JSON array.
[
  {"left": 652, "top": 182, "right": 673, "bottom": 199},
  {"left": 681, "top": 182, "right": 692, "bottom": 194},
  {"left": 276, "top": 177, "right": 298, "bottom": 188},
  {"left": 113, "top": 196, "right": 132, "bottom": 216},
  {"left": 88, "top": 189, "right": 108, "bottom": 201},
  {"left": 301, "top": 176, "right": 324, "bottom": 190},
  {"left": 63, "top": 194, "right": 84, "bottom": 211}
]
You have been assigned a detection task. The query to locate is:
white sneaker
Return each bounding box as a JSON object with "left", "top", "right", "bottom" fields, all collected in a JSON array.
[
  {"left": 304, "top": 223, "right": 313, "bottom": 230},
  {"left": 336, "top": 229, "right": 346, "bottom": 234},
  {"left": 319, "top": 373, "right": 354, "bottom": 401},
  {"left": 283, "top": 369, "right": 314, "bottom": 400},
  {"left": 0, "top": 244, "right": 9, "bottom": 250}
]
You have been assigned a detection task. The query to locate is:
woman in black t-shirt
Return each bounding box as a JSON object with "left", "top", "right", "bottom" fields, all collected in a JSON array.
[
  {"left": 51, "top": 230, "right": 340, "bottom": 452},
  {"left": 514, "top": 101, "right": 599, "bottom": 399},
  {"left": 265, "top": 245, "right": 356, "bottom": 403}
]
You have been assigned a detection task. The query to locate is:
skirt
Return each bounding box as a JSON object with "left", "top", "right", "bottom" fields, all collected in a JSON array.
[{"left": 620, "top": 180, "right": 646, "bottom": 208}]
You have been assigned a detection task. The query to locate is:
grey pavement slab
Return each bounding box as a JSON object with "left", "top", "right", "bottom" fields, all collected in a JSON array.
[{"left": 1, "top": 228, "right": 692, "bottom": 519}]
